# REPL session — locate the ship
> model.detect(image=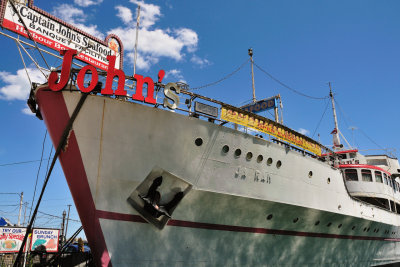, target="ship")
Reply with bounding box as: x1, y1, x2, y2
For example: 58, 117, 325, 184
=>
24, 49, 400, 266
